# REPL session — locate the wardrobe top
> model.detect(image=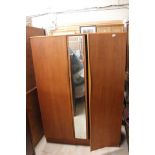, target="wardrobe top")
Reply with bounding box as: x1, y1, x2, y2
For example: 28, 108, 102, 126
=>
30, 32, 126, 39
